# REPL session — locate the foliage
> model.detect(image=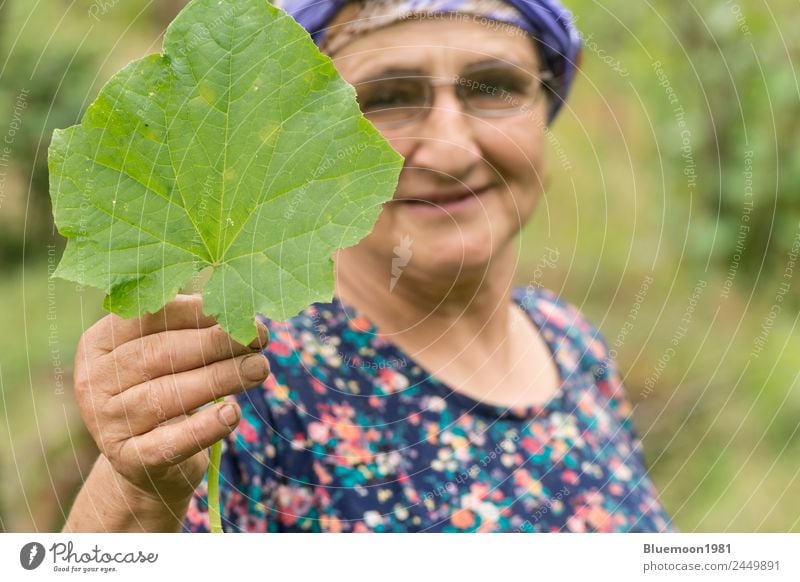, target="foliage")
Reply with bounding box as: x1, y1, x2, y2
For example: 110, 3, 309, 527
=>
47, 0, 404, 344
